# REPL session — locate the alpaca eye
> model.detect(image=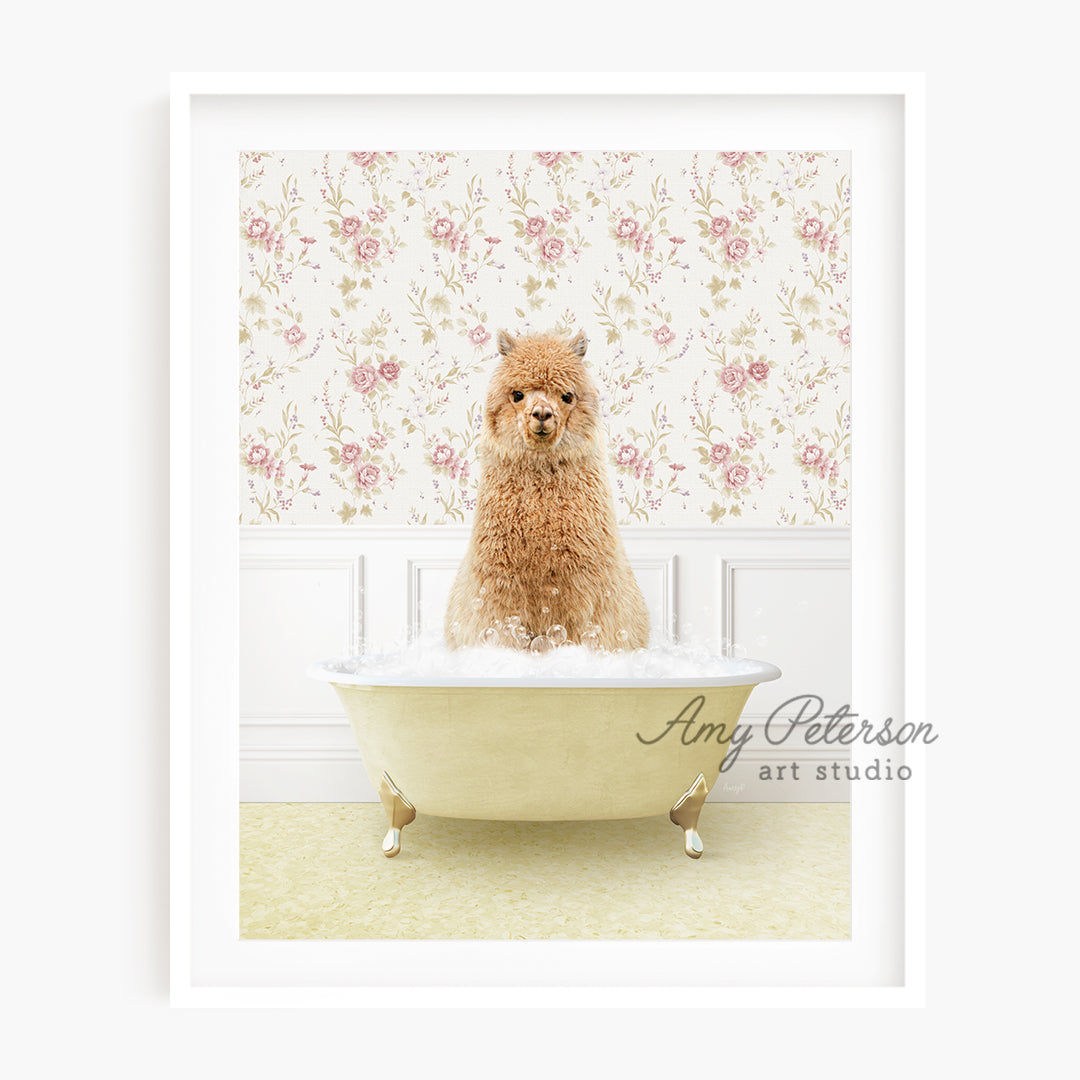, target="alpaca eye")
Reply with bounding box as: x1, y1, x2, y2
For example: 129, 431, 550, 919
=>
561, 393, 574, 404
512, 391, 524, 402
